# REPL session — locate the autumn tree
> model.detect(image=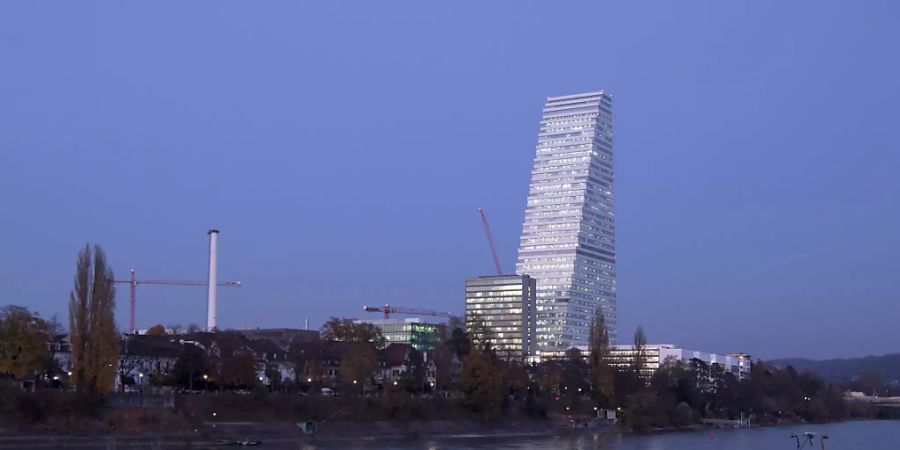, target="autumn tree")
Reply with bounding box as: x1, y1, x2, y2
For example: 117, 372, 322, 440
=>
209, 333, 257, 388
431, 341, 456, 390
0, 306, 49, 379
289, 340, 328, 388
68, 244, 120, 394
588, 307, 615, 406
145, 324, 167, 336
339, 342, 379, 393
321, 317, 385, 349
461, 347, 505, 419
